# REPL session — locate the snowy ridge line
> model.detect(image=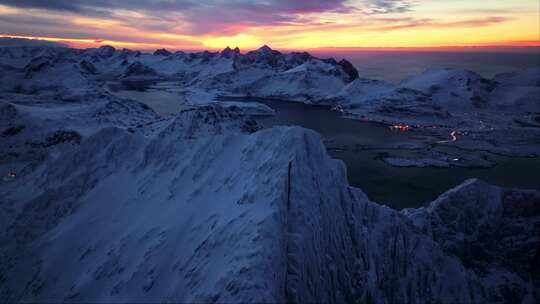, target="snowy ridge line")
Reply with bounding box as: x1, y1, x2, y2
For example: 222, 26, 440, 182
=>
0, 101, 538, 303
